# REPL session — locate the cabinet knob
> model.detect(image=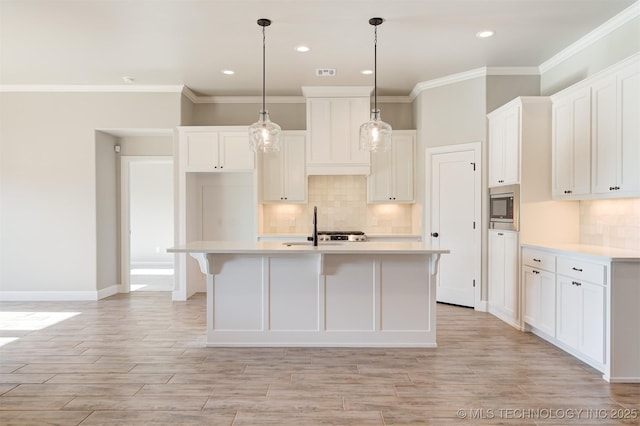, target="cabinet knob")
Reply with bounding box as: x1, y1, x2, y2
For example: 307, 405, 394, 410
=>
572, 281, 582, 286
497, 232, 504, 236
498, 180, 504, 183
564, 190, 573, 194
431, 232, 439, 238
